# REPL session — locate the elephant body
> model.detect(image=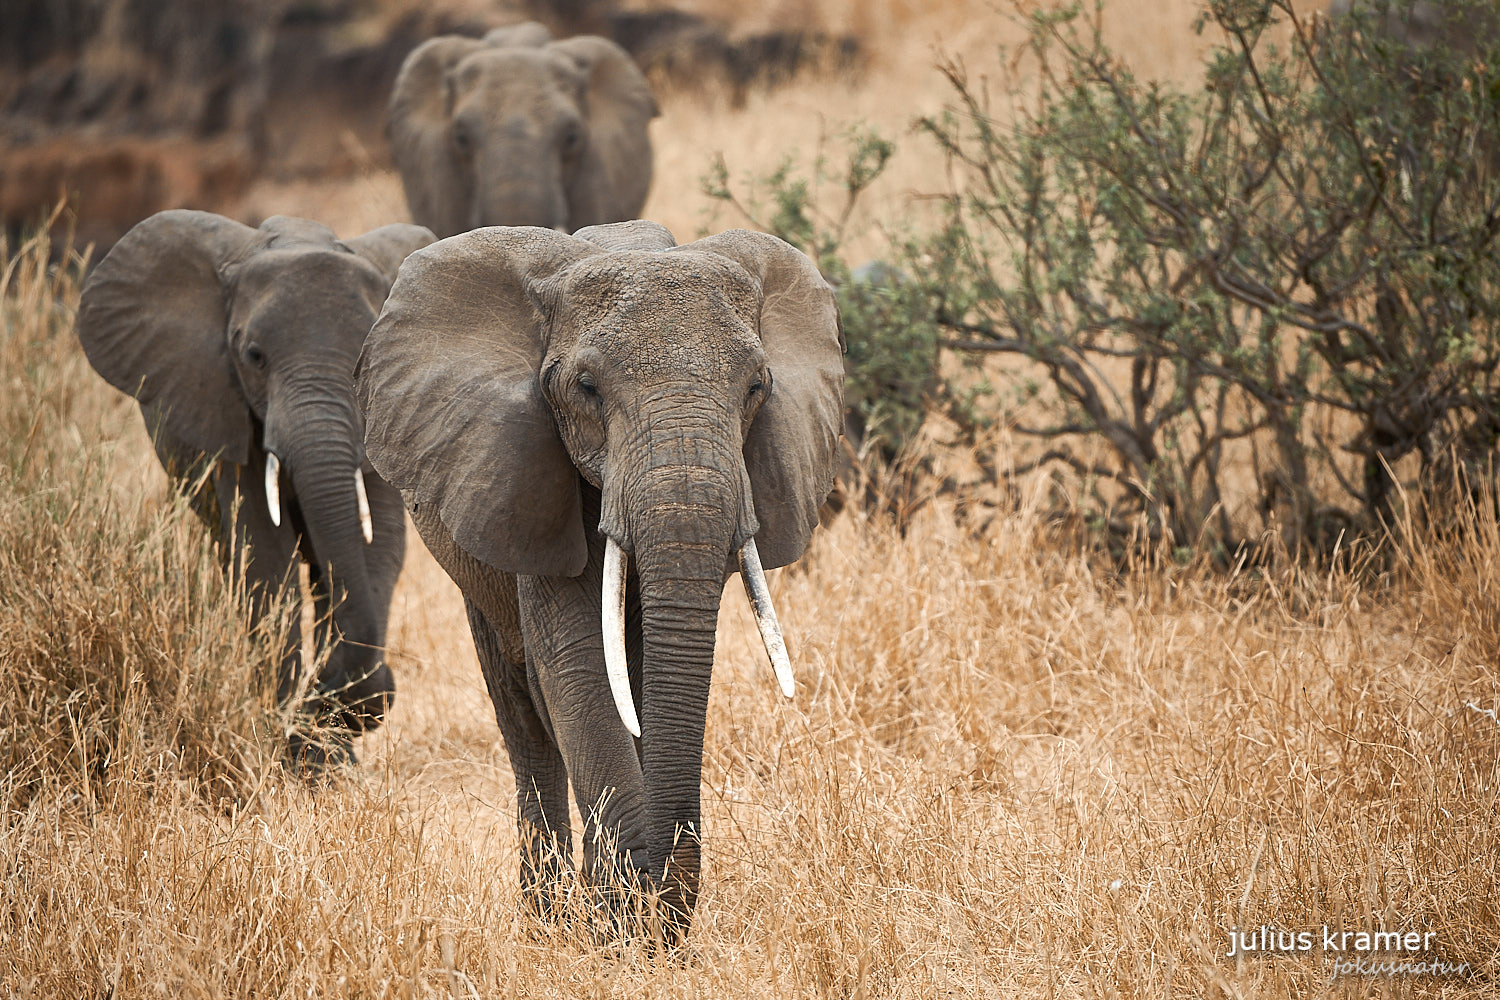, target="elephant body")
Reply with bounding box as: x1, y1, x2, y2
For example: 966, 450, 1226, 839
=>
76, 211, 435, 765
356, 220, 844, 938
388, 22, 658, 238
